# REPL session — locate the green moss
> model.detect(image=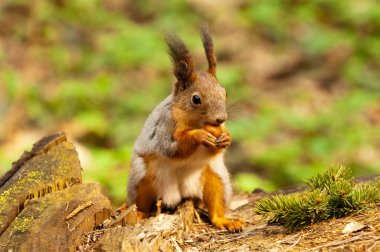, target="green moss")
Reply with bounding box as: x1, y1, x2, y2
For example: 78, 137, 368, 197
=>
12, 216, 34, 233
0, 193, 17, 226
0, 171, 44, 226
25, 171, 44, 181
